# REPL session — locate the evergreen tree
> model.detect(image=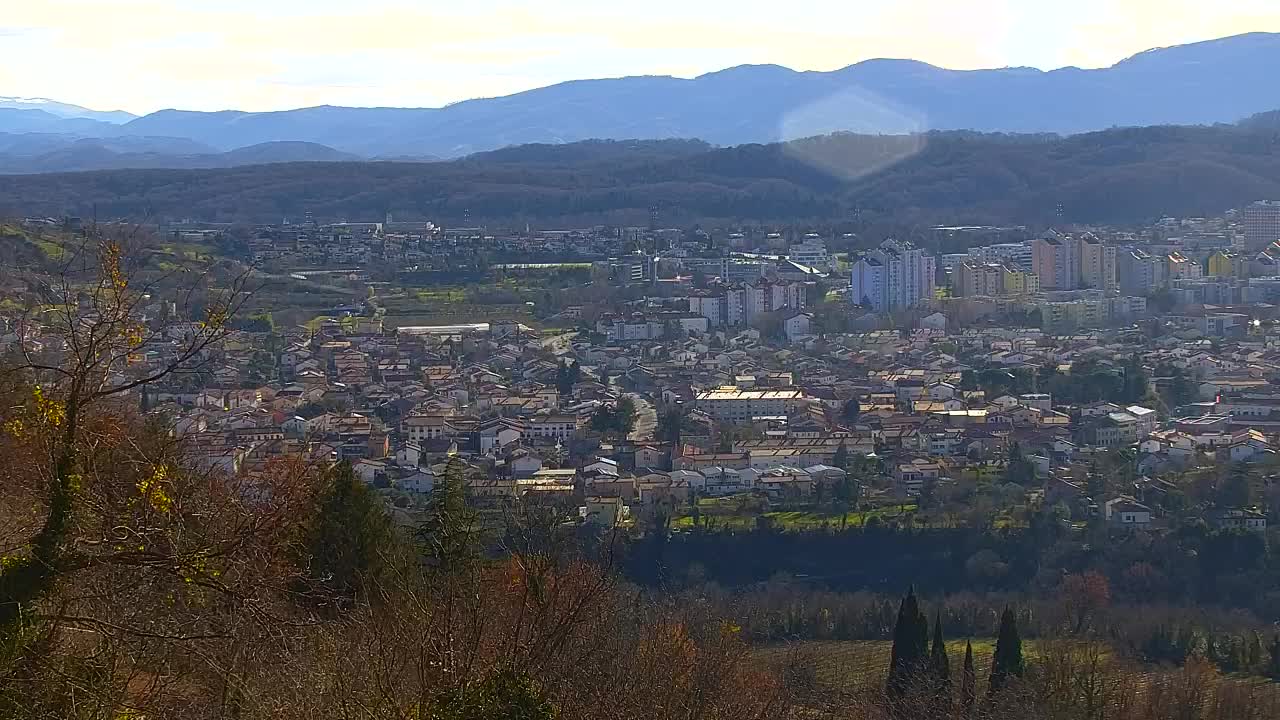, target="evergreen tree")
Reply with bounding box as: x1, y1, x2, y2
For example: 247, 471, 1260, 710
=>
962, 640, 977, 712
989, 608, 1025, 695
1122, 354, 1150, 403
298, 460, 397, 603
616, 396, 638, 435
840, 398, 861, 425
589, 404, 618, 435
832, 441, 850, 470
1165, 367, 1197, 408
1004, 441, 1035, 485
657, 409, 684, 446
1269, 635, 1280, 681
887, 587, 929, 700
930, 612, 951, 696
1219, 462, 1253, 509
1086, 462, 1106, 499
417, 458, 480, 572
554, 360, 580, 397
